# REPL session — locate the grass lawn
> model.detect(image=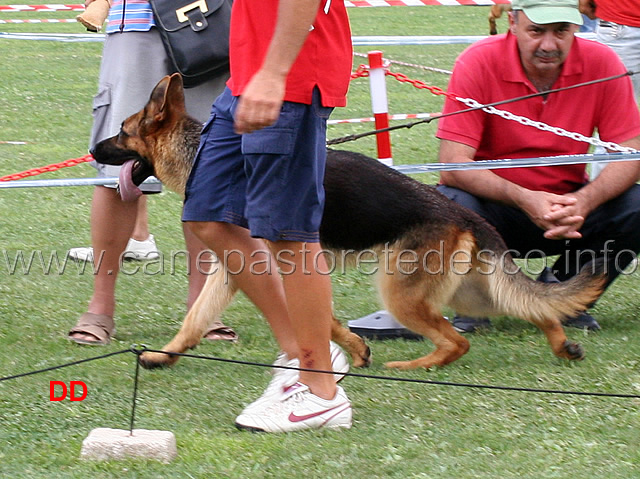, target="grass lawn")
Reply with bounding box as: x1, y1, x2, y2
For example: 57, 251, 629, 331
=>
1, 4, 640, 478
